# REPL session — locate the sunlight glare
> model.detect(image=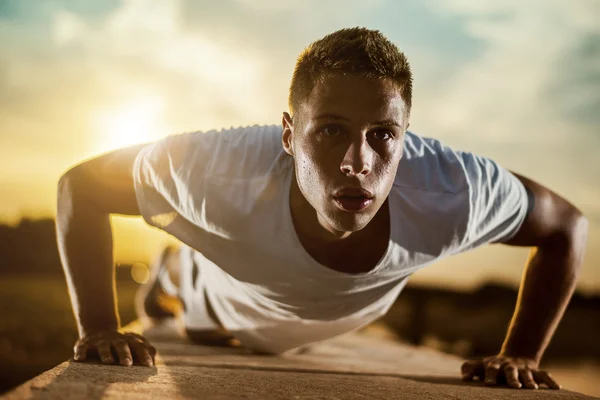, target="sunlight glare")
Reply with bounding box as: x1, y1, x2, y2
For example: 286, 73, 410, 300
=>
94, 96, 165, 152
